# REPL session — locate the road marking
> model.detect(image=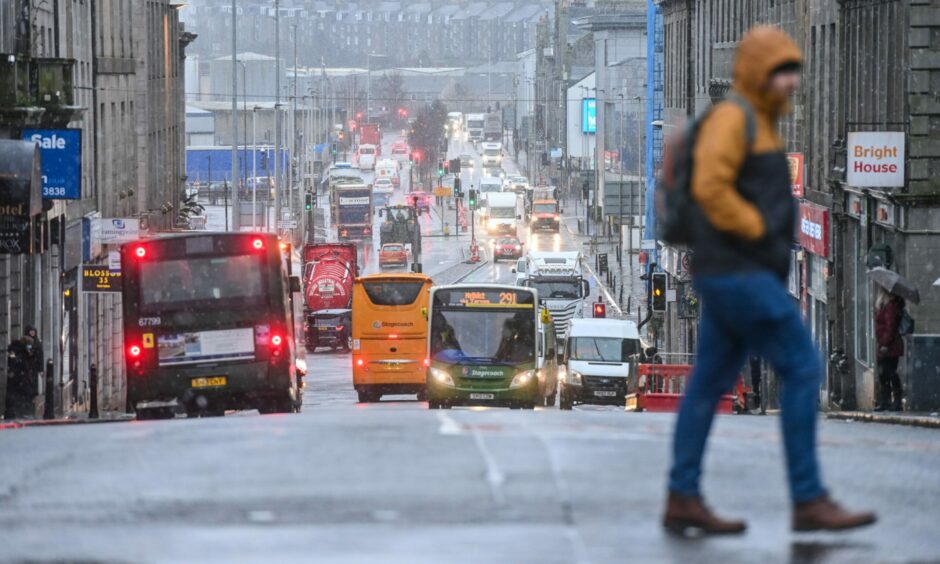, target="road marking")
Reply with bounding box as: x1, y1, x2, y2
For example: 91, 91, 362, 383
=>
247, 510, 276, 523
536, 433, 592, 564
581, 257, 624, 317
436, 411, 506, 506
